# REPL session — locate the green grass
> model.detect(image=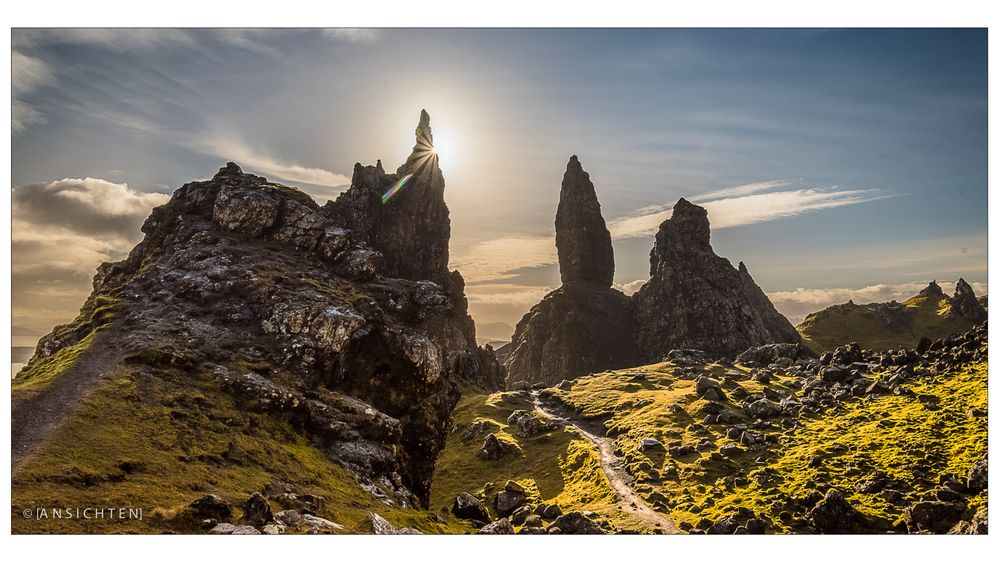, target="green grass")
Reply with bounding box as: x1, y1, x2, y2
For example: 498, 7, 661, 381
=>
12, 363, 473, 534
13, 295, 120, 395
797, 293, 973, 353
